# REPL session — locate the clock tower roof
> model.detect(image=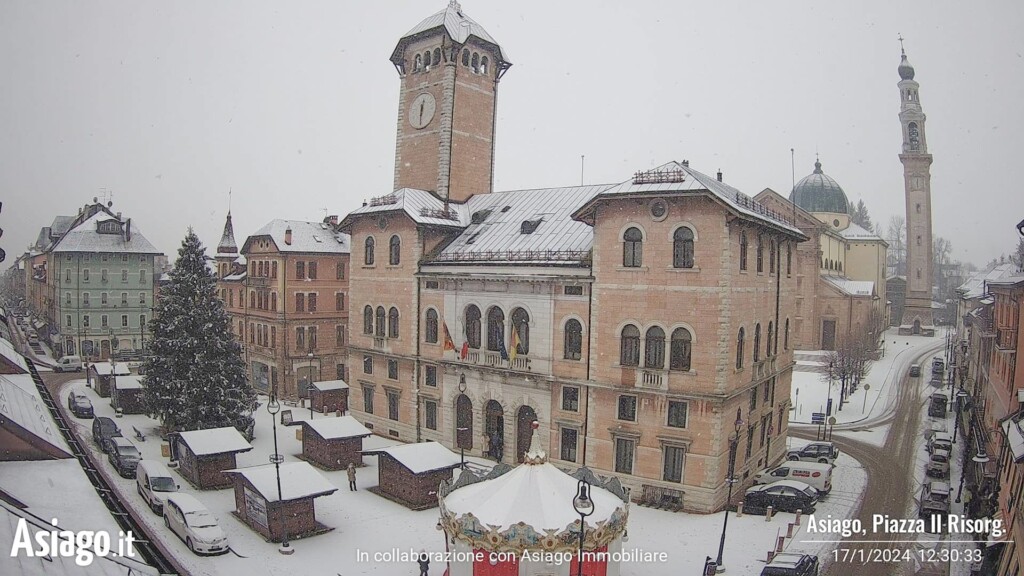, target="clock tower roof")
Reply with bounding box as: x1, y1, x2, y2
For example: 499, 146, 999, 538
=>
391, 1, 509, 66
